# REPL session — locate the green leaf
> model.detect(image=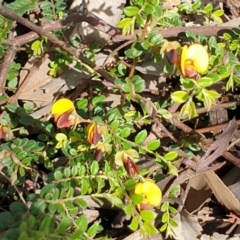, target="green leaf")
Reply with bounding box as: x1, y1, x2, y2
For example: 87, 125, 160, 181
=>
135, 129, 147, 144
124, 204, 134, 216
223, 32, 232, 41
90, 161, 99, 175
150, 0, 159, 6
132, 75, 145, 93
125, 43, 143, 58
75, 215, 88, 235
75, 199, 87, 209
124, 6, 139, 17
136, 13, 145, 26
122, 79, 131, 93
124, 179, 137, 191
54, 170, 63, 180
160, 202, 168, 212
163, 151, 178, 161
180, 99, 197, 119
129, 216, 139, 231
140, 210, 157, 222
92, 95, 105, 107
0, 212, 14, 230
57, 216, 71, 233
180, 78, 195, 90
203, 3, 213, 13
81, 178, 90, 195
197, 77, 213, 87
143, 4, 155, 14
169, 206, 178, 214
147, 139, 160, 151
31, 40, 43, 56
39, 215, 53, 231
64, 167, 71, 178
171, 91, 189, 103
159, 222, 168, 232
212, 9, 224, 17
19, 166, 25, 177
149, 33, 163, 46
131, 193, 144, 205
161, 212, 168, 223
117, 18, 132, 34
191, 0, 201, 10
9, 202, 27, 214
87, 222, 103, 236
143, 221, 159, 235
169, 218, 178, 227
104, 194, 123, 208
120, 127, 131, 138
6, 0, 36, 15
